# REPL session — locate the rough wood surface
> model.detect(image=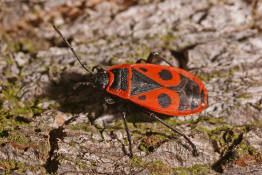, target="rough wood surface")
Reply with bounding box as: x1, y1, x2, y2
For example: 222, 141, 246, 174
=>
0, 0, 262, 174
